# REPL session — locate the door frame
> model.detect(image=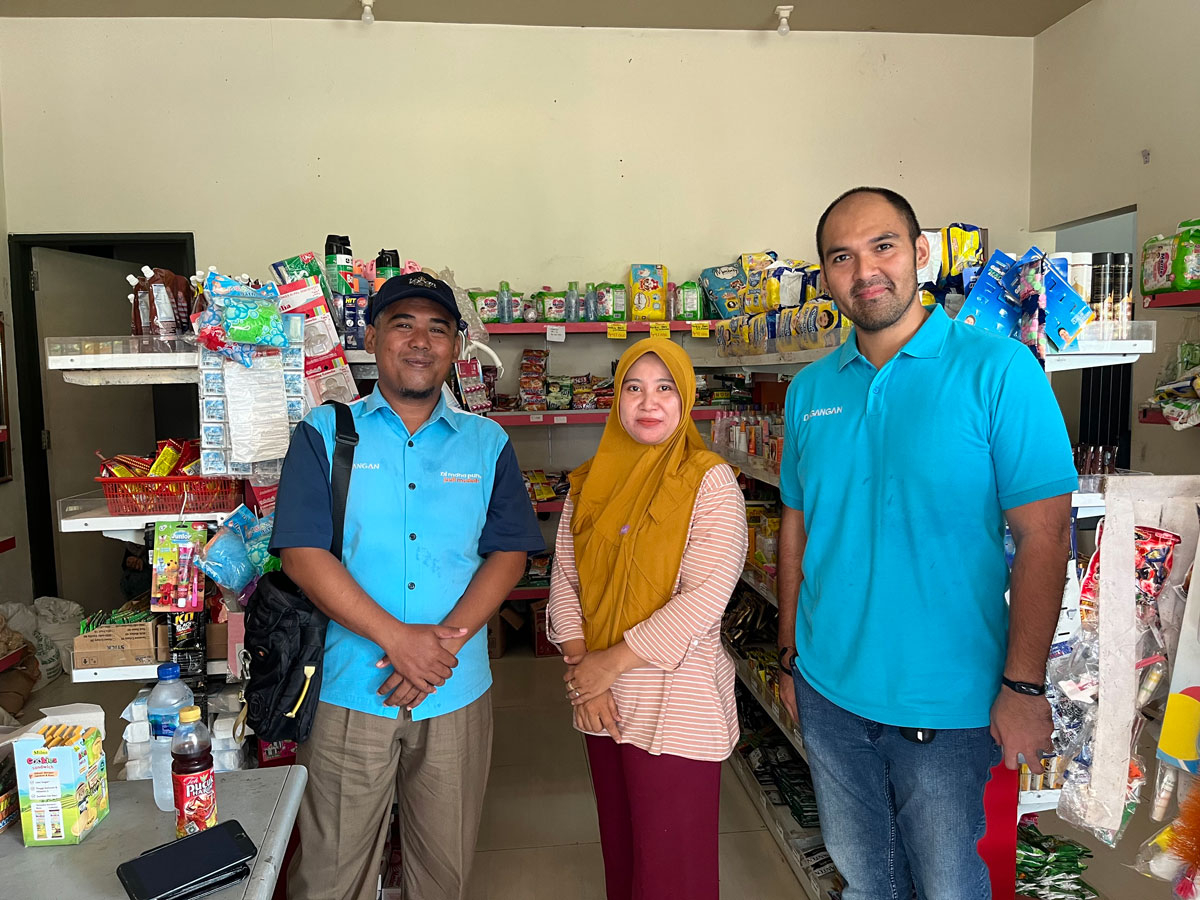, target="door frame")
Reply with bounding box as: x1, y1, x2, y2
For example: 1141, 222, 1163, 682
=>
8, 233, 195, 597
